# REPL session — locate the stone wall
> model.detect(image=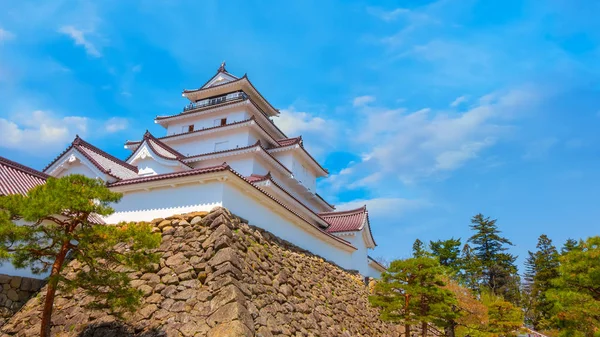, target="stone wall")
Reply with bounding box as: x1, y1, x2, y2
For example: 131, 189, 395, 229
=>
0, 274, 44, 326
2, 208, 402, 336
